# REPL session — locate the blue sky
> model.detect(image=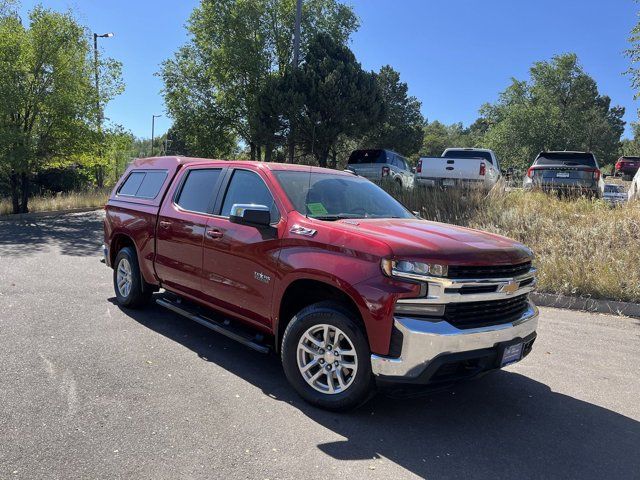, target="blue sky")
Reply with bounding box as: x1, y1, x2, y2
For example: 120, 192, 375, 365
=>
18, 0, 640, 139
